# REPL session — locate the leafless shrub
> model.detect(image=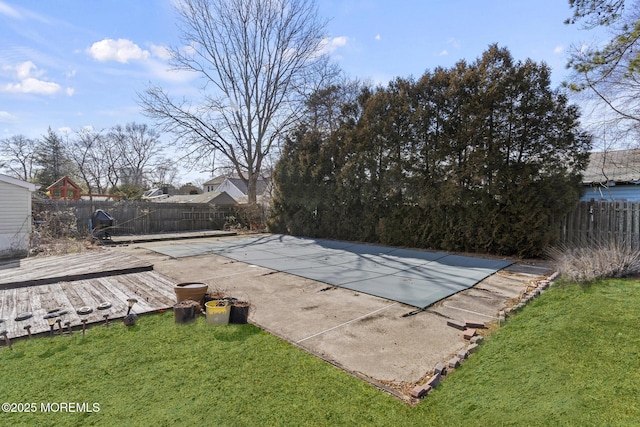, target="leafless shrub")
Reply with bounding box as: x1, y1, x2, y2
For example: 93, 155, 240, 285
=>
223, 205, 267, 232
547, 239, 640, 283
30, 205, 94, 256
33, 207, 80, 240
